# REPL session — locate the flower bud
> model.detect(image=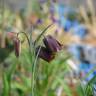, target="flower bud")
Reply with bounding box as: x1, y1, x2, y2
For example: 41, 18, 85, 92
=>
13, 37, 21, 57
